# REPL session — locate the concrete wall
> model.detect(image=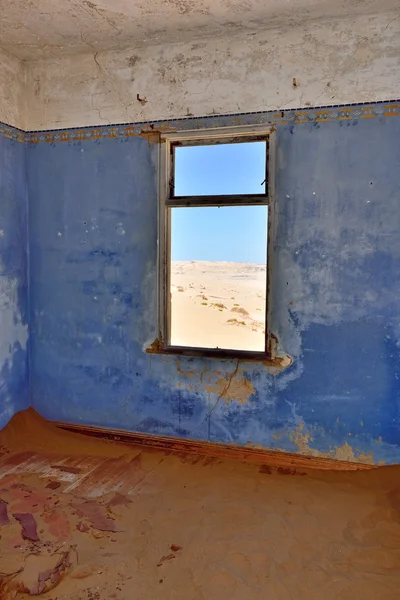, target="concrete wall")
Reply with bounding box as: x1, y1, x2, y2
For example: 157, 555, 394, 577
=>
27, 105, 400, 465
25, 12, 400, 131
0, 132, 29, 429
0, 47, 25, 130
